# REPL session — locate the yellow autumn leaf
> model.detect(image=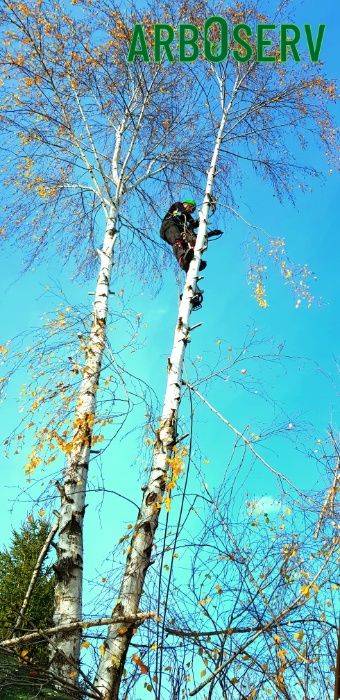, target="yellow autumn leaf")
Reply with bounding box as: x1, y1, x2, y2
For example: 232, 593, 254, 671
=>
81, 641, 90, 649
300, 585, 310, 597
277, 649, 287, 660
17, 5, 31, 17
117, 627, 128, 635
38, 509, 45, 517
99, 644, 105, 656
301, 583, 319, 598
198, 597, 212, 606
20, 649, 29, 658
293, 630, 304, 642
164, 496, 171, 512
